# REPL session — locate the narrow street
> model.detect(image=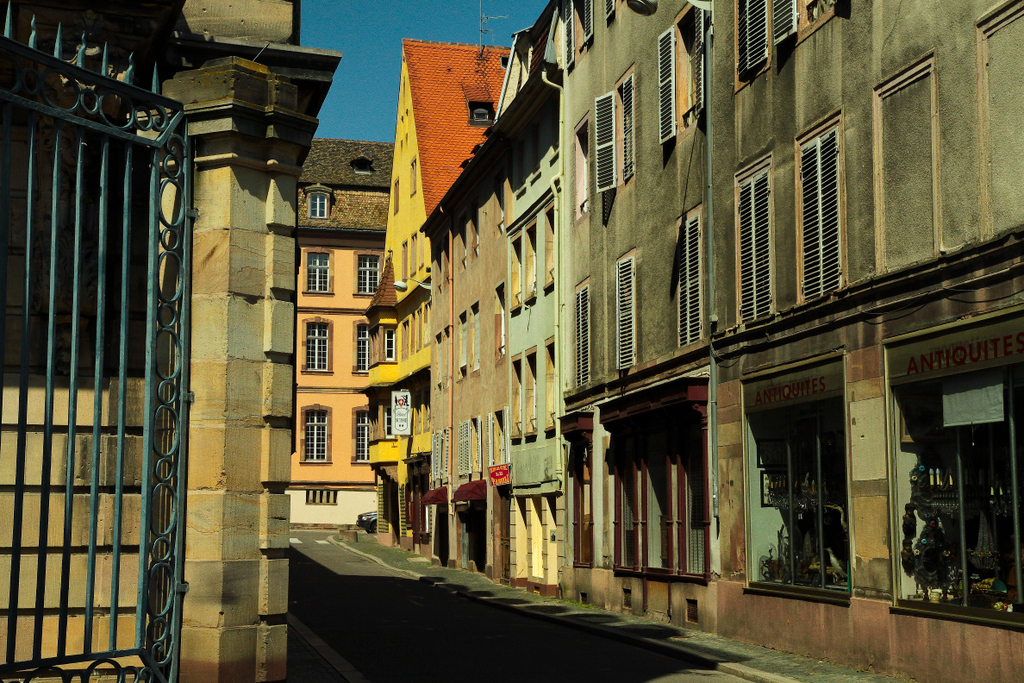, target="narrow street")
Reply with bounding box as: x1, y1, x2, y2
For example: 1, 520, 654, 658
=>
286, 530, 744, 683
